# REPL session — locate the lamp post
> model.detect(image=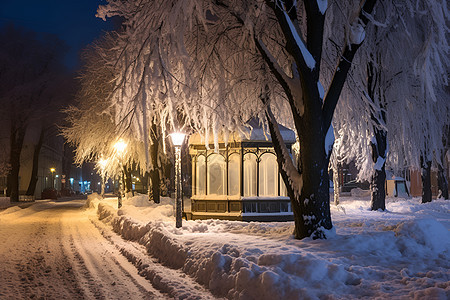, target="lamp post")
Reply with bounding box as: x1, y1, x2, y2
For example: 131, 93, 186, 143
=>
50, 168, 56, 189
114, 140, 127, 208
170, 132, 186, 228
98, 158, 107, 199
